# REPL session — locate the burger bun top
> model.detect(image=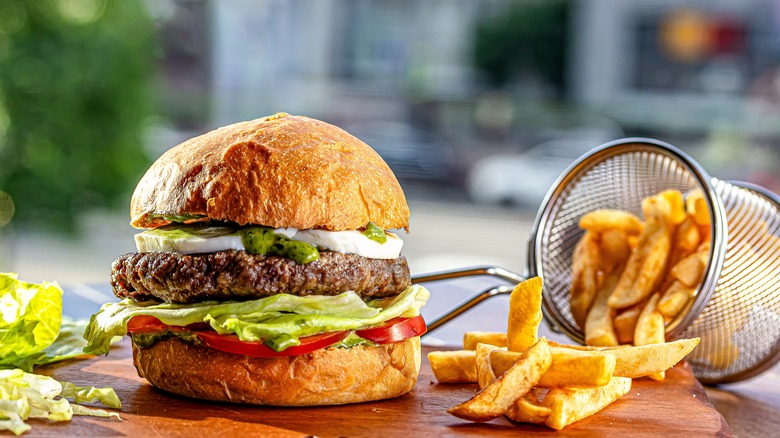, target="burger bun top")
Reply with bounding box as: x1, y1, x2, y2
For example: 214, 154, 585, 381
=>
130, 113, 409, 231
